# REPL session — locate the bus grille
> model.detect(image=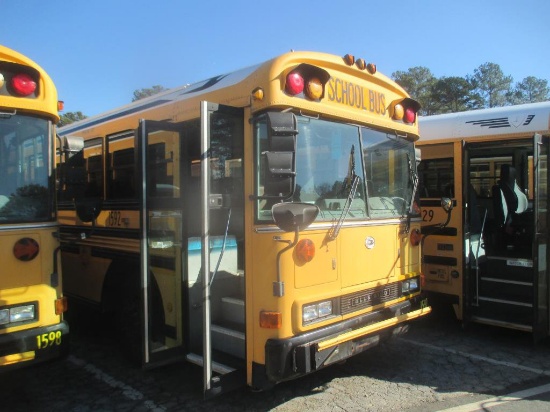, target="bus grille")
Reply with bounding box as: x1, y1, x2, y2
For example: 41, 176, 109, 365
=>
341, 283, 399, 315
